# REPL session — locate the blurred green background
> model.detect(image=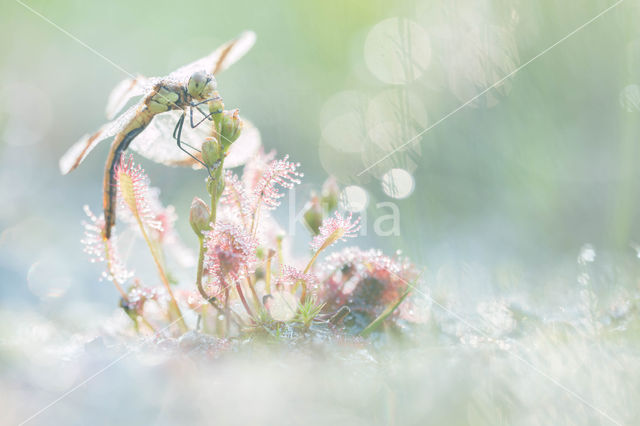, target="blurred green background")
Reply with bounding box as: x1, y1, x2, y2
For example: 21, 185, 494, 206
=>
1, 0, 640, 309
